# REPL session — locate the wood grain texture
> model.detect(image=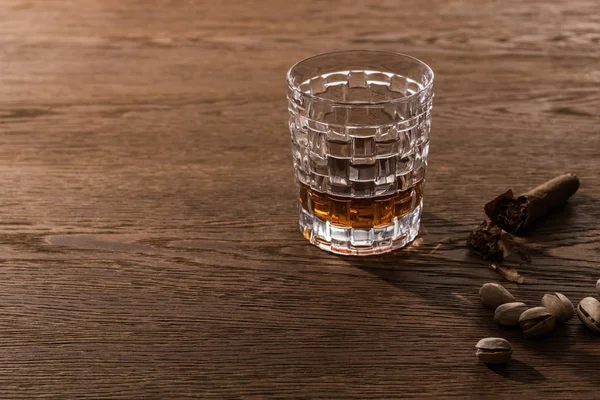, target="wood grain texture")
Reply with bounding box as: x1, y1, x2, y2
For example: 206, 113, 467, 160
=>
0, 0, 599, 398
